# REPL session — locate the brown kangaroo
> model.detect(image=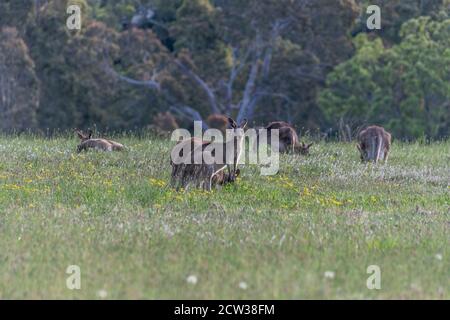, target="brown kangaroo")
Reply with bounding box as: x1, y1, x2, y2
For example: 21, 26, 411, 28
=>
266, 121, 293, 130
170, 118, 247, 191
260, 122, 313, 155
294, 142, 314, 156
214, 168, 240, 186
76, 129, 125, 153
277, 126, 299, 153
201, 117, 247, 187
357, 126, 391, 163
